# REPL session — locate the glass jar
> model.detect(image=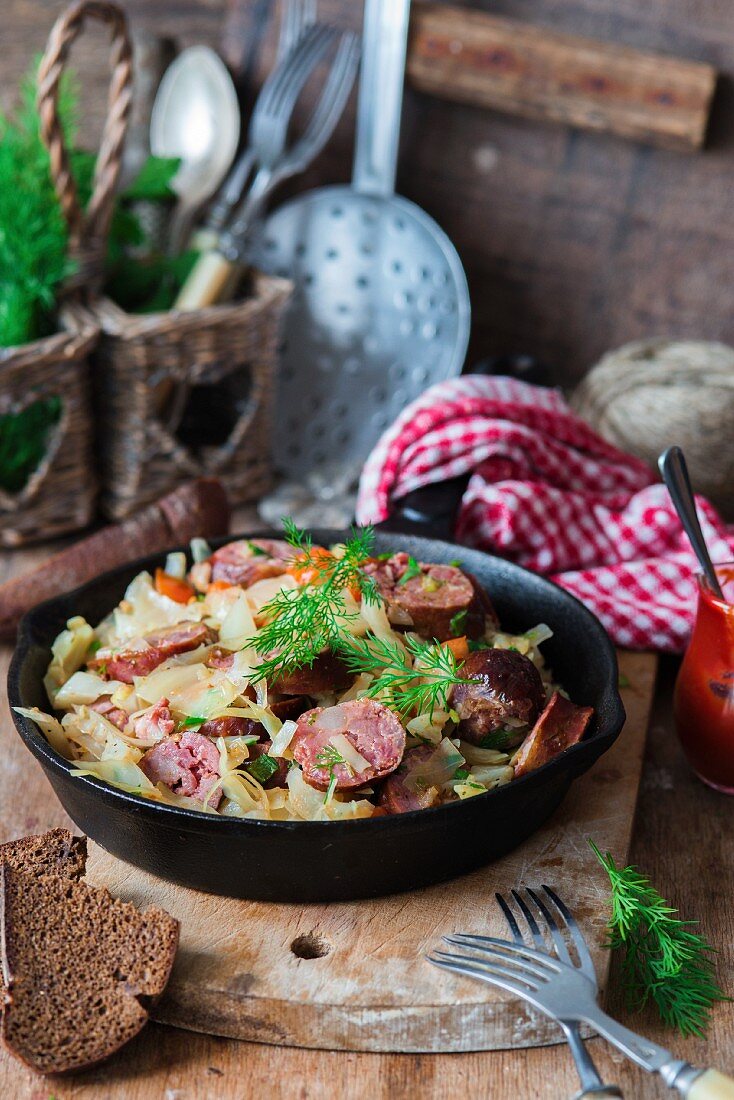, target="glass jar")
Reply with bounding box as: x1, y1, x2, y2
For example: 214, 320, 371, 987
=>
674, 563, 734, 792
